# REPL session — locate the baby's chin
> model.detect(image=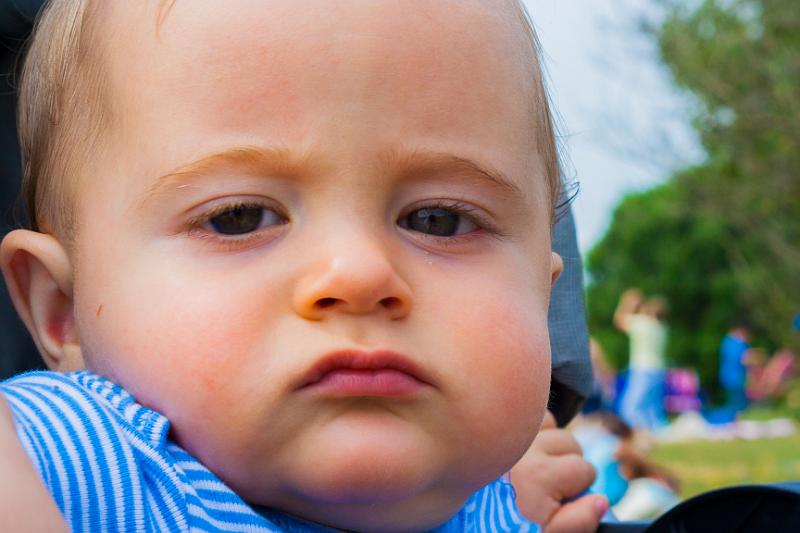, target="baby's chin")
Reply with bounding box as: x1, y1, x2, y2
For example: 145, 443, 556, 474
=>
242, 418, 485, 531
281, 418, 450, 501
270, 464, 469, 533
